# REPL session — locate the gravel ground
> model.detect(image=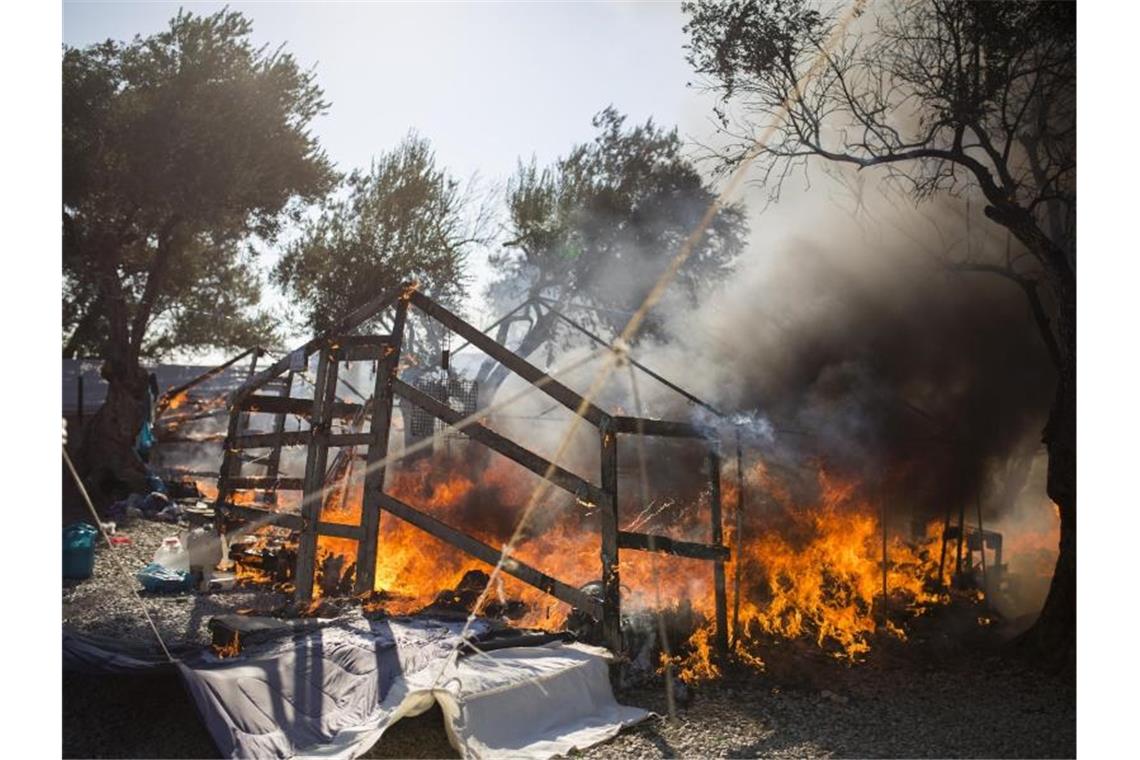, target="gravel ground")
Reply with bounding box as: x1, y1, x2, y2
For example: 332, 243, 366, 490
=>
63, 656, 1074, 758
62, 519, 1074, 758
64, 517, 289, 648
